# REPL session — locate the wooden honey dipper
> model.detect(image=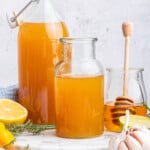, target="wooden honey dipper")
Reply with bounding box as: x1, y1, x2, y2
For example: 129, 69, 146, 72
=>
112, 22, 136, 125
